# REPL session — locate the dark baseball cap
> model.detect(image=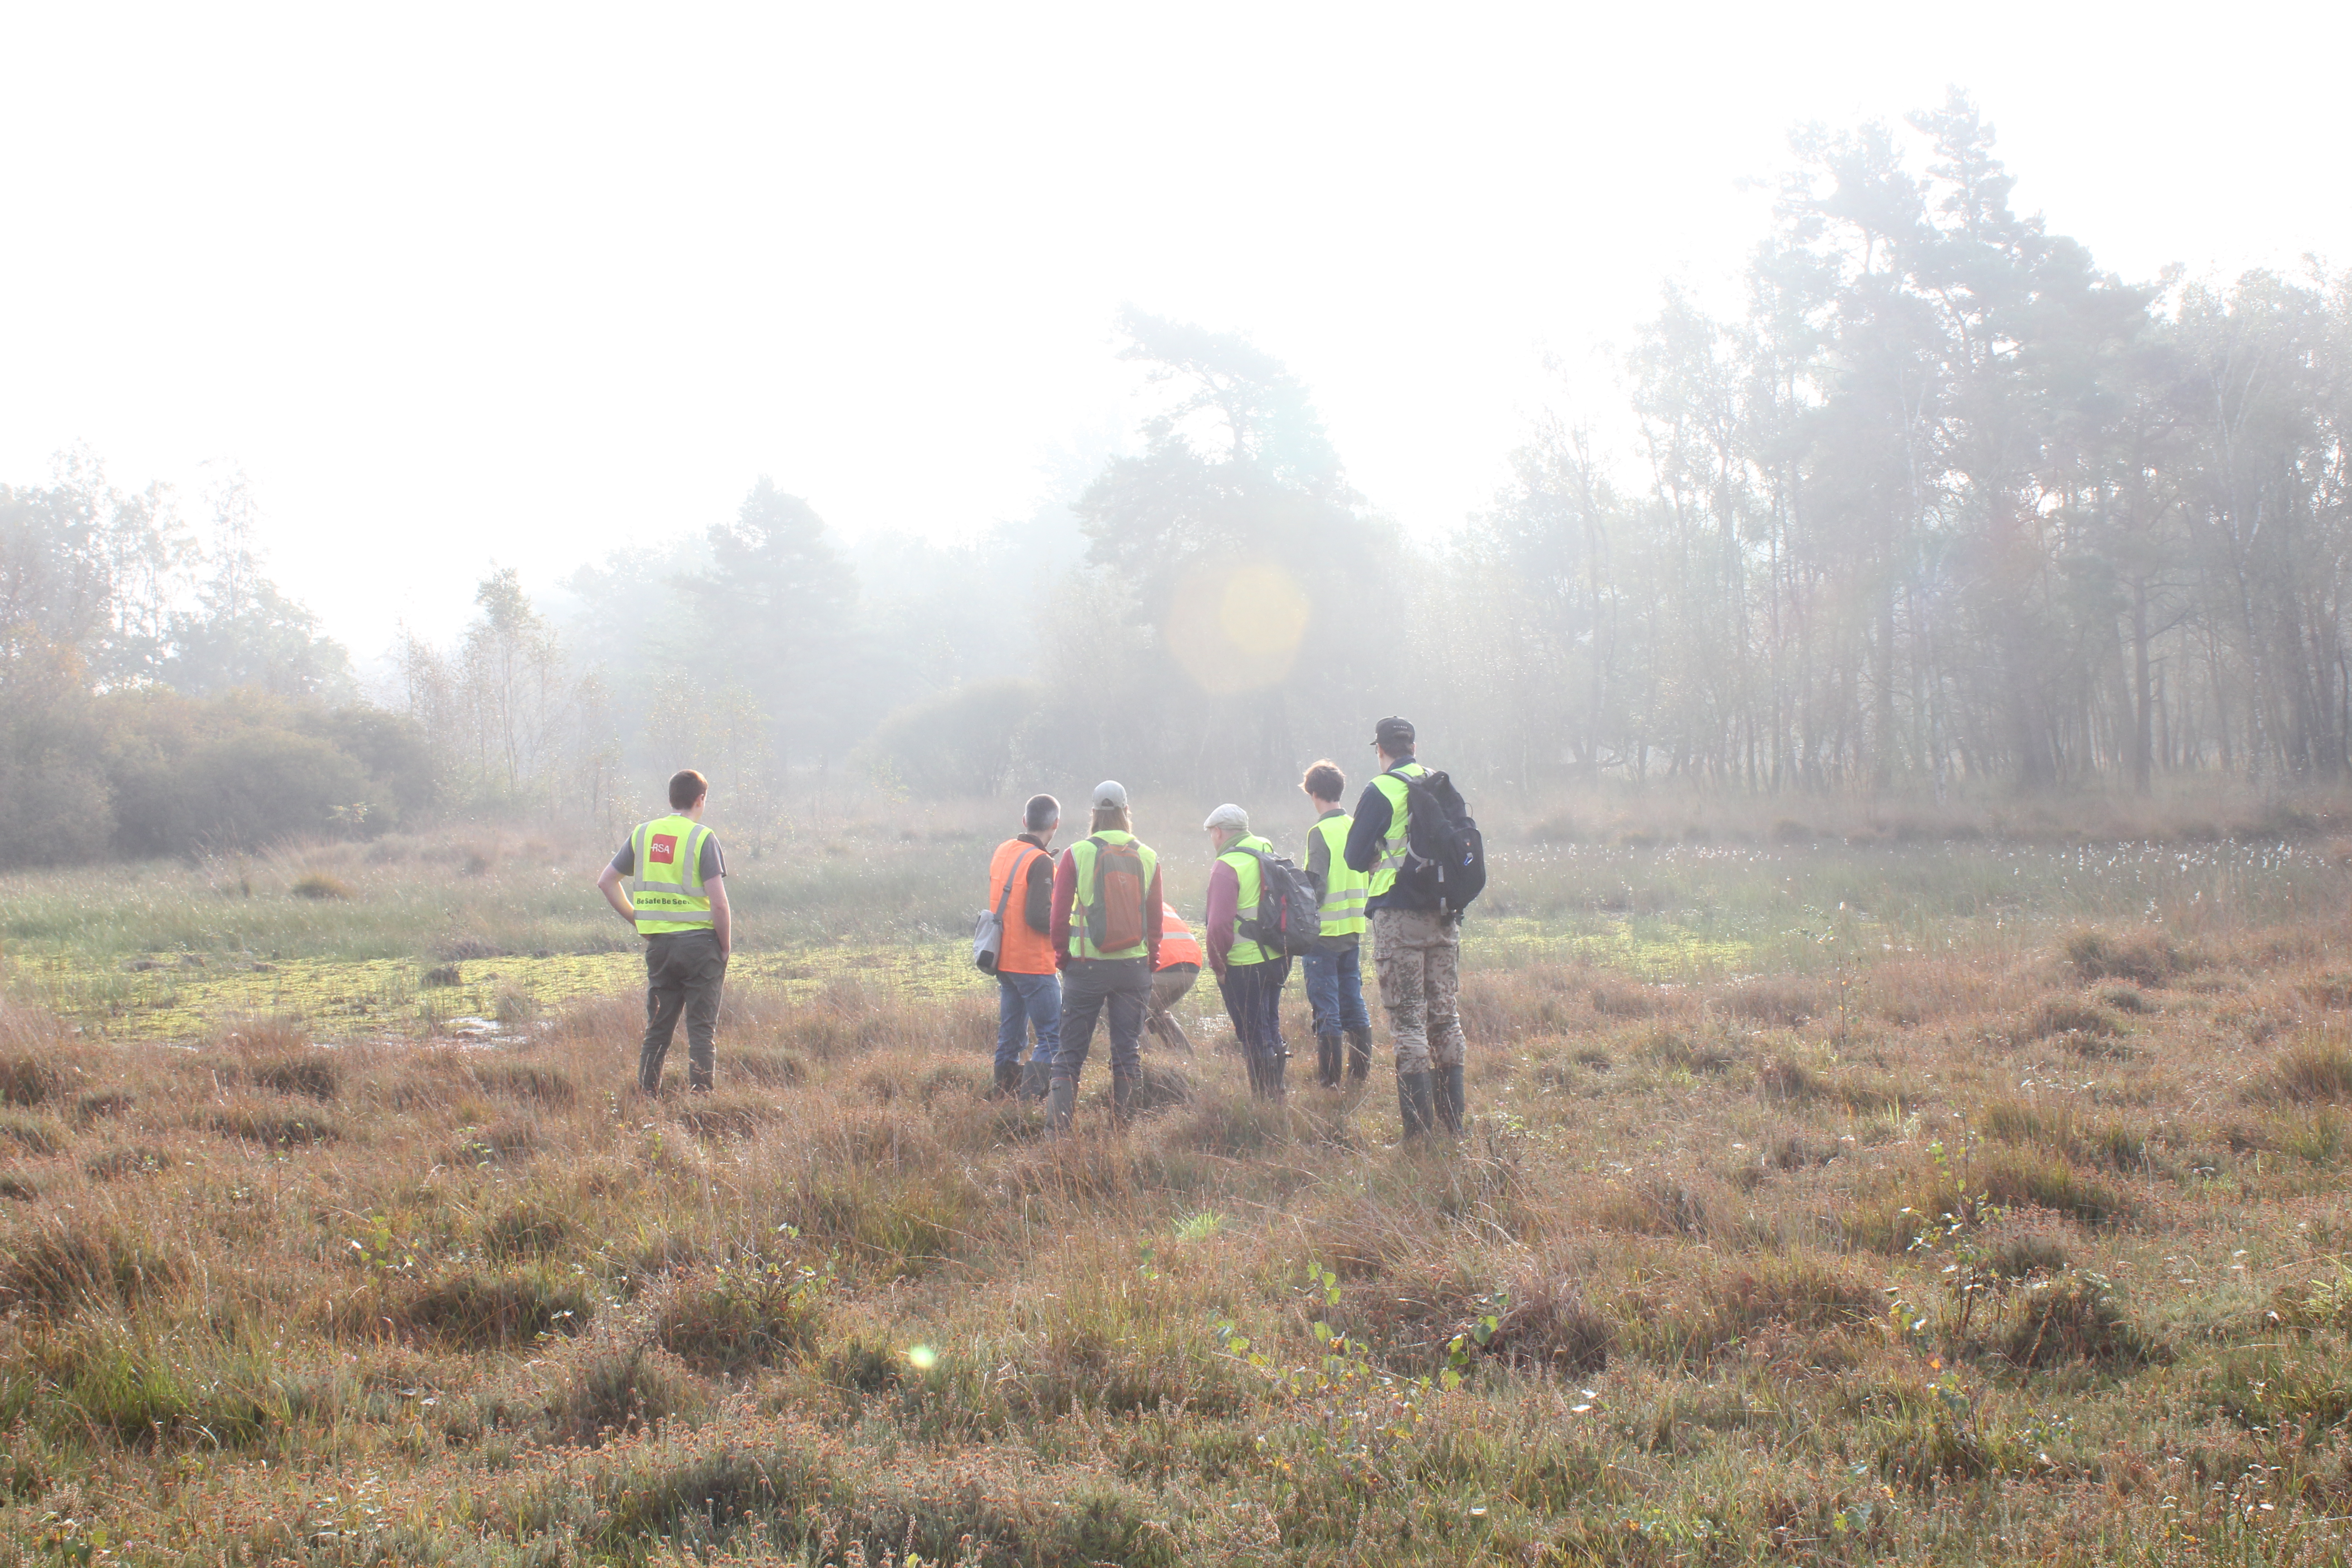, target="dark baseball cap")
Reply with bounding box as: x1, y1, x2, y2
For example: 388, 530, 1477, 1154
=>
1372, 716, 1416, 749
